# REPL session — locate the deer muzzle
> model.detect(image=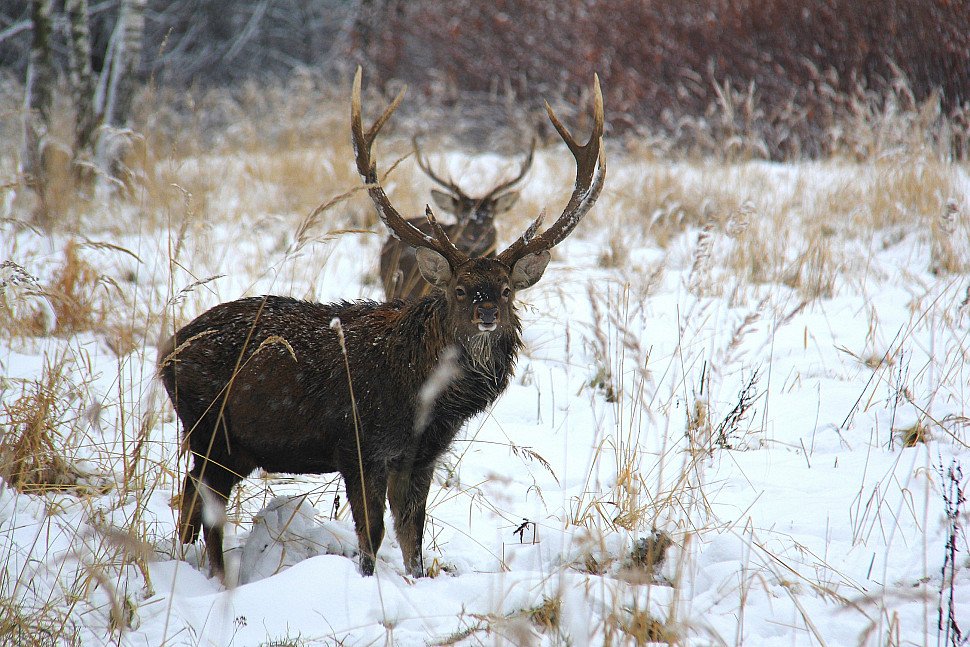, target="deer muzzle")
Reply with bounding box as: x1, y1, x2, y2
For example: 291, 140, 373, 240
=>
475, 303, 498, 331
